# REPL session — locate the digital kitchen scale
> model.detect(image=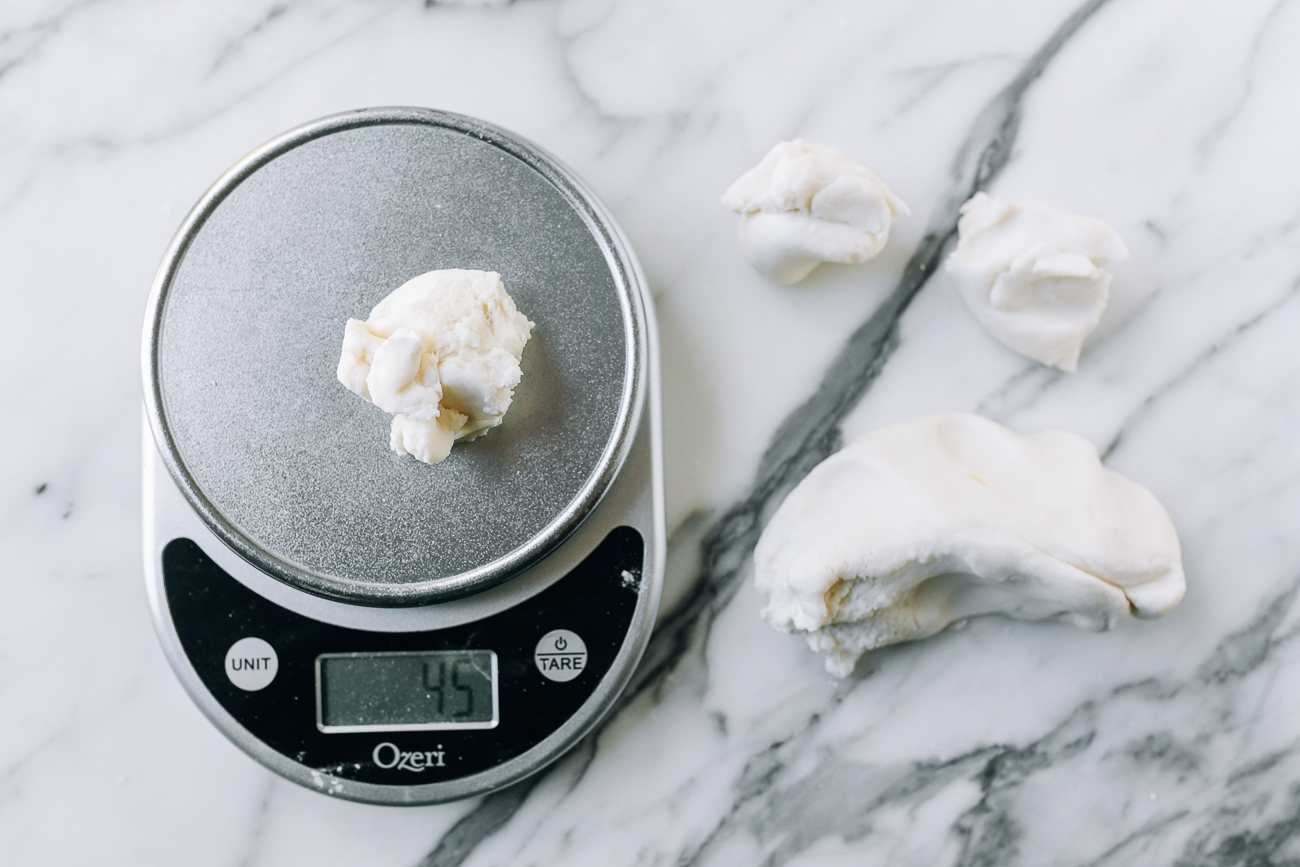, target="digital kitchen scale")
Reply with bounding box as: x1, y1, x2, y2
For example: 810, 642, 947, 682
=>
141, 108, 663, 805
